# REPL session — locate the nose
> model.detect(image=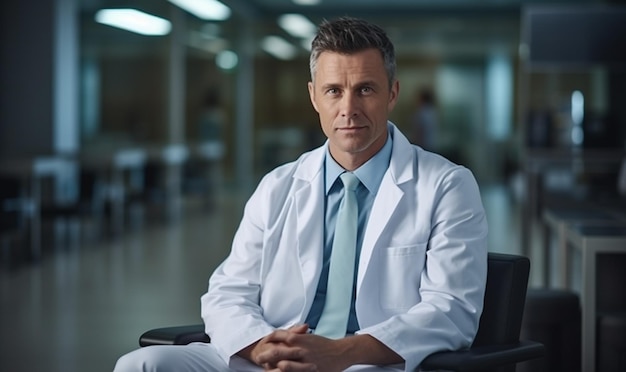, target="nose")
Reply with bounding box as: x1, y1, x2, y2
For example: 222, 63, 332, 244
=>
340, 92, 359, 118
